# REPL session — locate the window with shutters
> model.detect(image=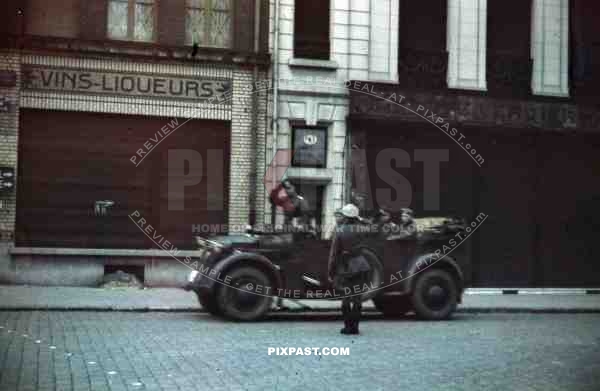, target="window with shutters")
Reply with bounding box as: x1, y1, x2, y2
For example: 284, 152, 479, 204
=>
531, 0, 569, 97
185, 0, 233, 48
107, 0, 156, 42
447, 0, 488, 91
369, 0, 399, 81
294, 0, 330, 60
